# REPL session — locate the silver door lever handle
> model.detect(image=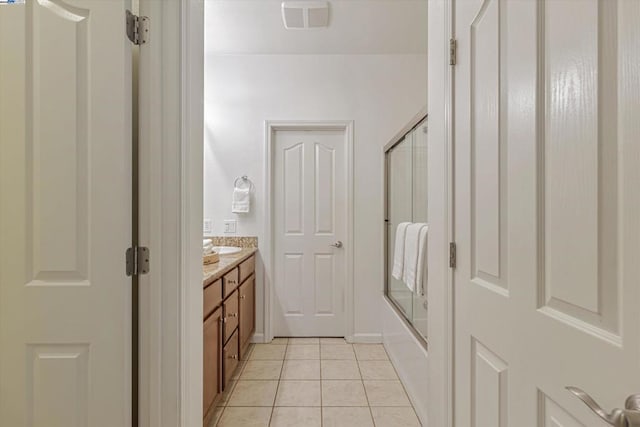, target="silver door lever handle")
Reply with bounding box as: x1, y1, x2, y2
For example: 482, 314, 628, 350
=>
566, 386, 640, 427
330, 241, 343, 248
